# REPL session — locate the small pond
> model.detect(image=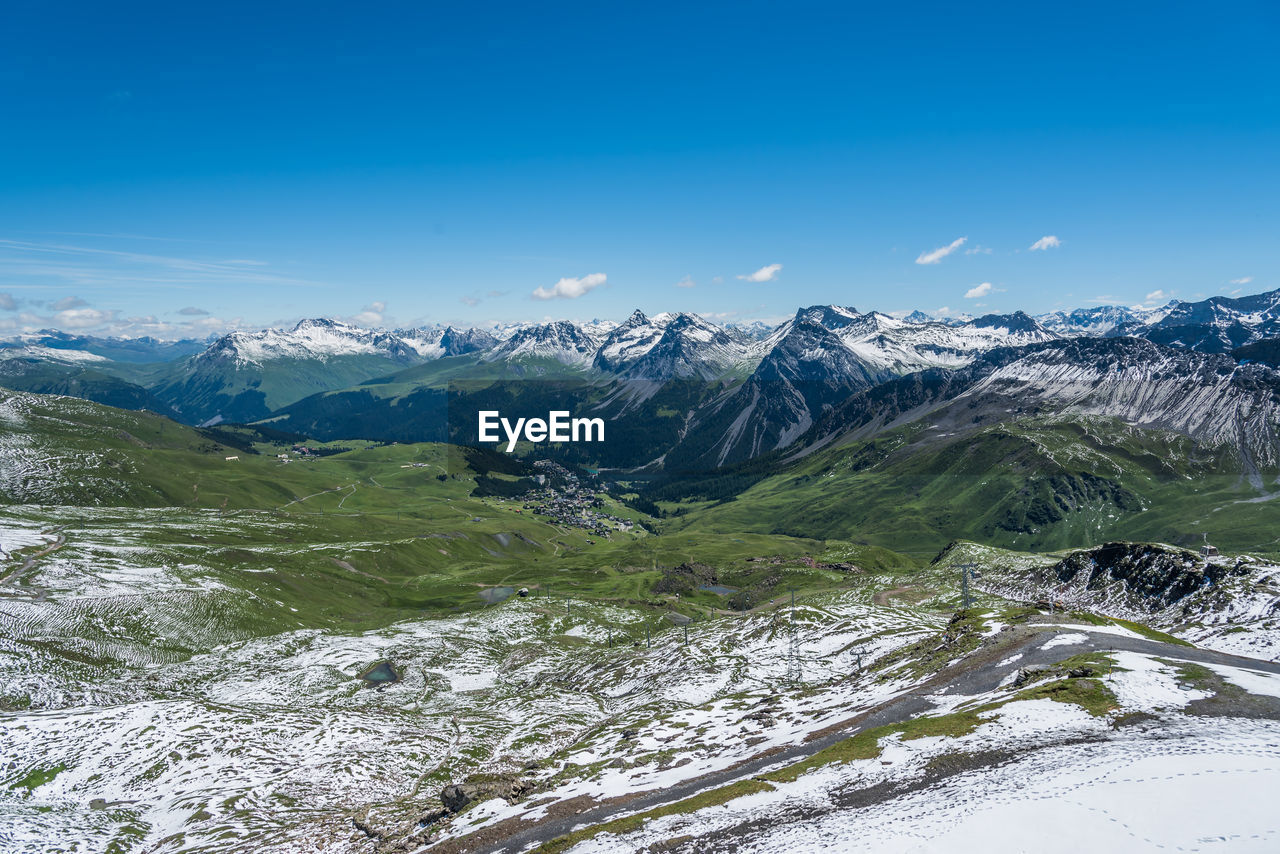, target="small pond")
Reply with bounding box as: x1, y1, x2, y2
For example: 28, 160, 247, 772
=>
698, 584, 738, 596
358, 660, 400, 684
479, 586, 515, 604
